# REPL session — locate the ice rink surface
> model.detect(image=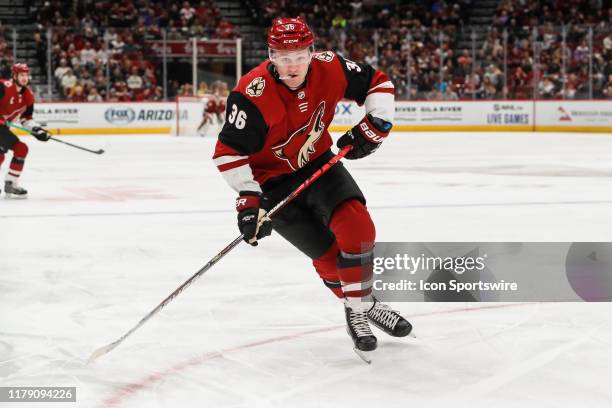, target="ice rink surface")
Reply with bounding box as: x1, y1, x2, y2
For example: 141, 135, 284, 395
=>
2, 132, 612, 407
